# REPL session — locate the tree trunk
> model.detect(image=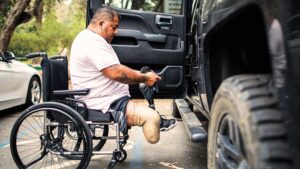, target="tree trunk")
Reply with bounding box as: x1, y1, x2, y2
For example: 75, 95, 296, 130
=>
125, 0, 130, 9
0, 0, 32, 51
33, 0, 44, 24
131, 0, 145, 10
153, 0, 164, 12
